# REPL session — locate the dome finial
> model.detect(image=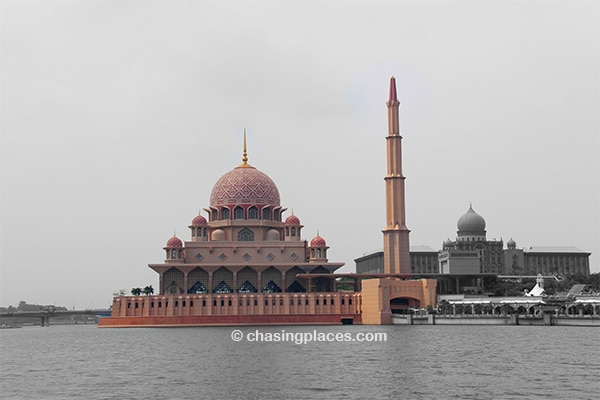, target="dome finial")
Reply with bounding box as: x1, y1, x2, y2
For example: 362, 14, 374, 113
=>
242, 128, 248, 165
